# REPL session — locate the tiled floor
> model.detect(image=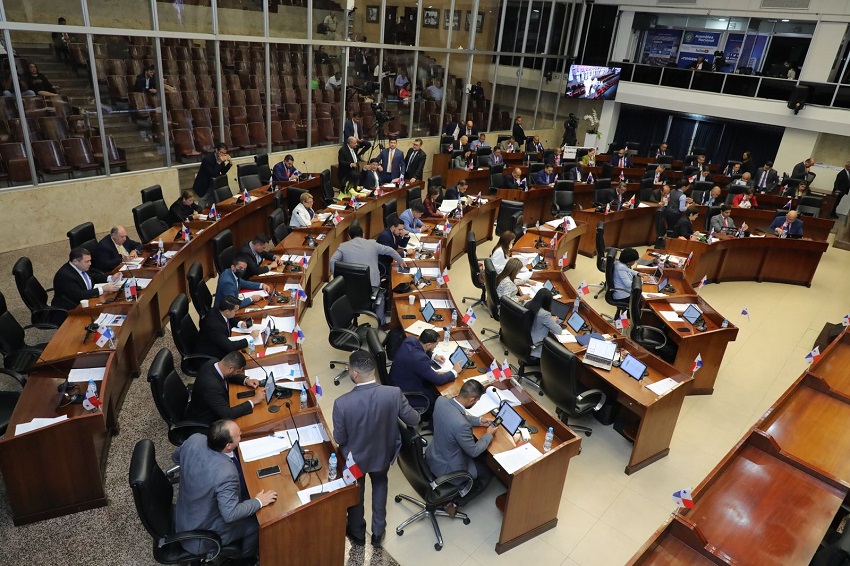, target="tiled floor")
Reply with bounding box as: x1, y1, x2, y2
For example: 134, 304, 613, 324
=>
305, 231, 850, 566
